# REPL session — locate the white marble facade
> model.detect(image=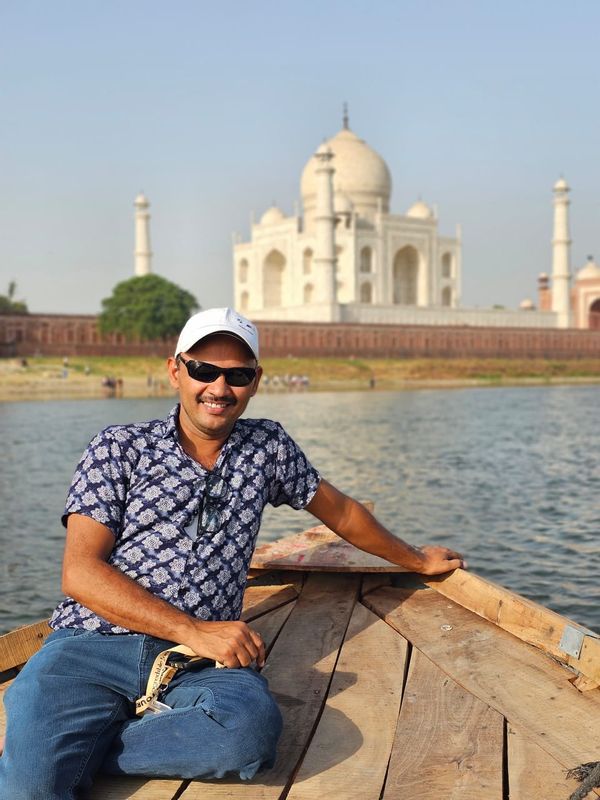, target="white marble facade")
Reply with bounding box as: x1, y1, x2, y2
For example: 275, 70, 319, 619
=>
233, 120, 464, 324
